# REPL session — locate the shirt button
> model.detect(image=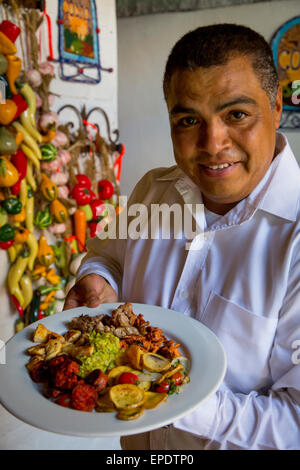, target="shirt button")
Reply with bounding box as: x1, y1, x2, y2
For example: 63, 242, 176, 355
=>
179, 289, 189, 299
